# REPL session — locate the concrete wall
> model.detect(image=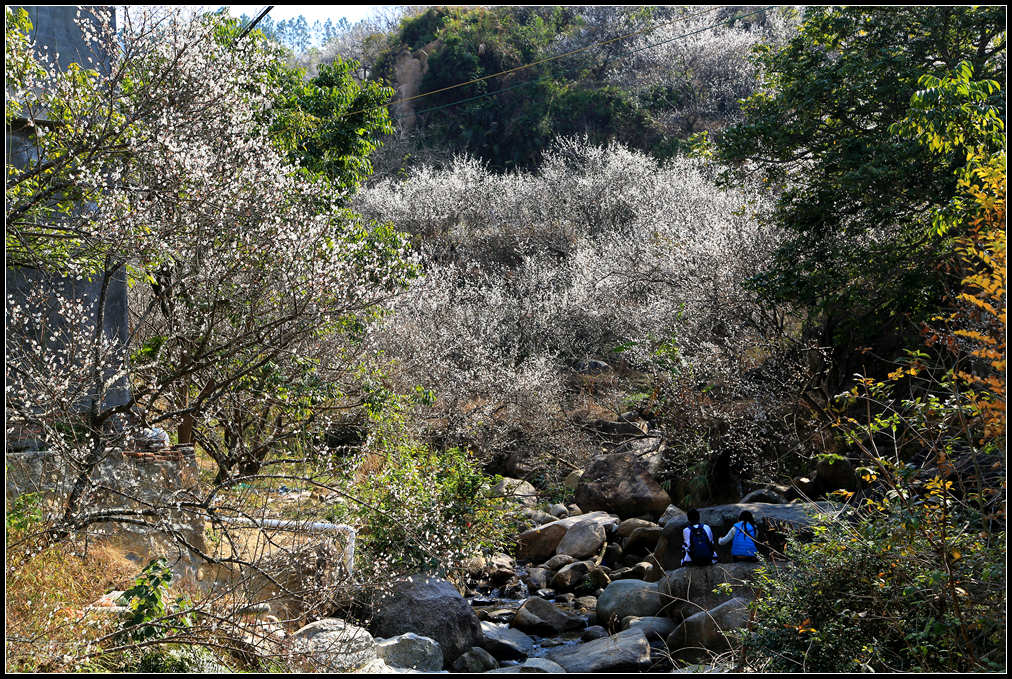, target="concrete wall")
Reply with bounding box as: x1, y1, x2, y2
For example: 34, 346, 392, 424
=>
6, 5, 130, 413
